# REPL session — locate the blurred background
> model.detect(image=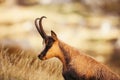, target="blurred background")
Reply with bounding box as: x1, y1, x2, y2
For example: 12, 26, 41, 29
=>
0, 0, 120, 76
